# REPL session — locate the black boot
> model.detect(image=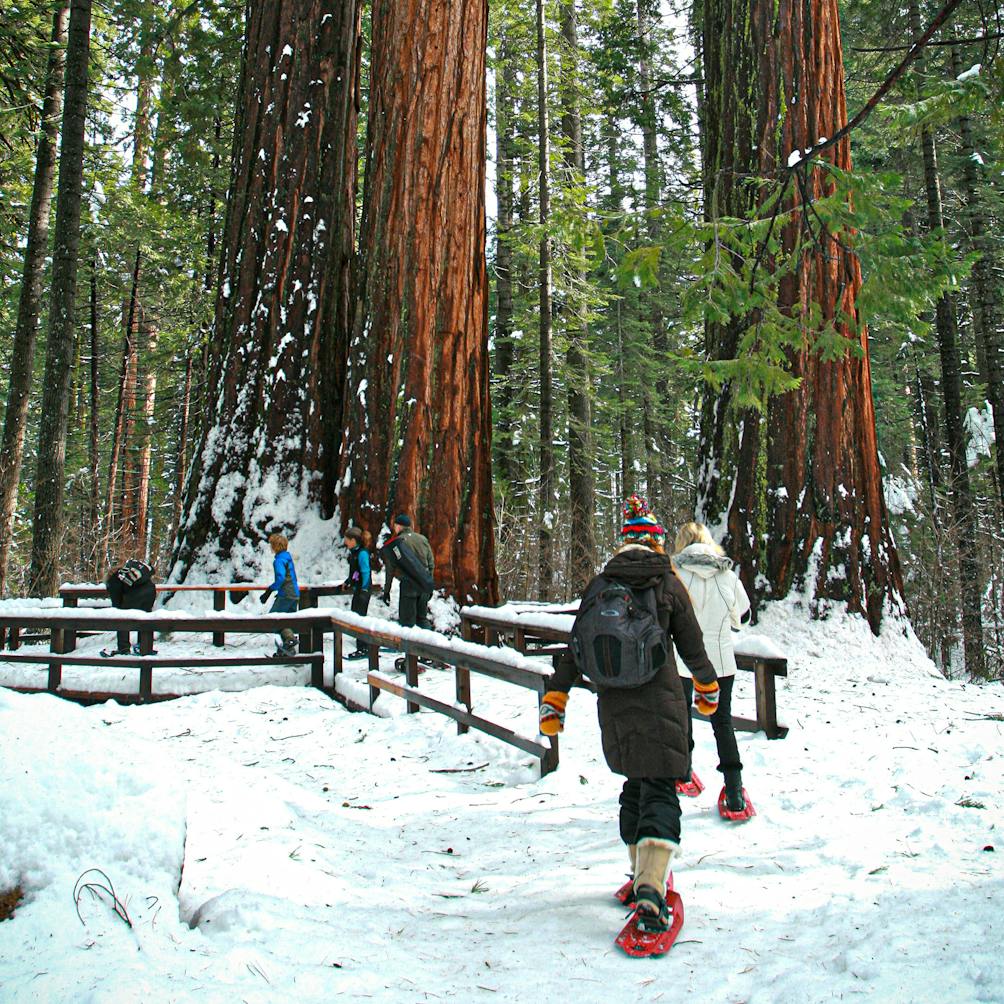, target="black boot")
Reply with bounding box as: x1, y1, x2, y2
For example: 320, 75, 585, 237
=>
724, 768, 745, 813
